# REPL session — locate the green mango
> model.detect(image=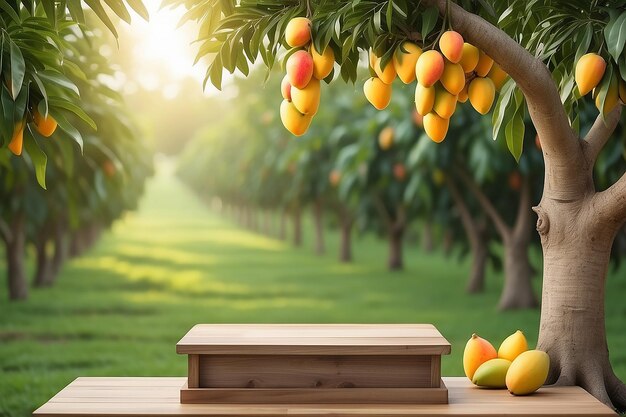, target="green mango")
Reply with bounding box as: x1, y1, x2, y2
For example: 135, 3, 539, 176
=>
472, 358, 511, 388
